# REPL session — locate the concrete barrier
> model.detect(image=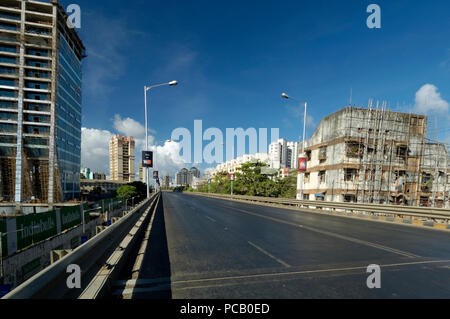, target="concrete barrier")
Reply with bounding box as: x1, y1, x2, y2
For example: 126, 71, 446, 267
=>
2, 194, 156, 299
